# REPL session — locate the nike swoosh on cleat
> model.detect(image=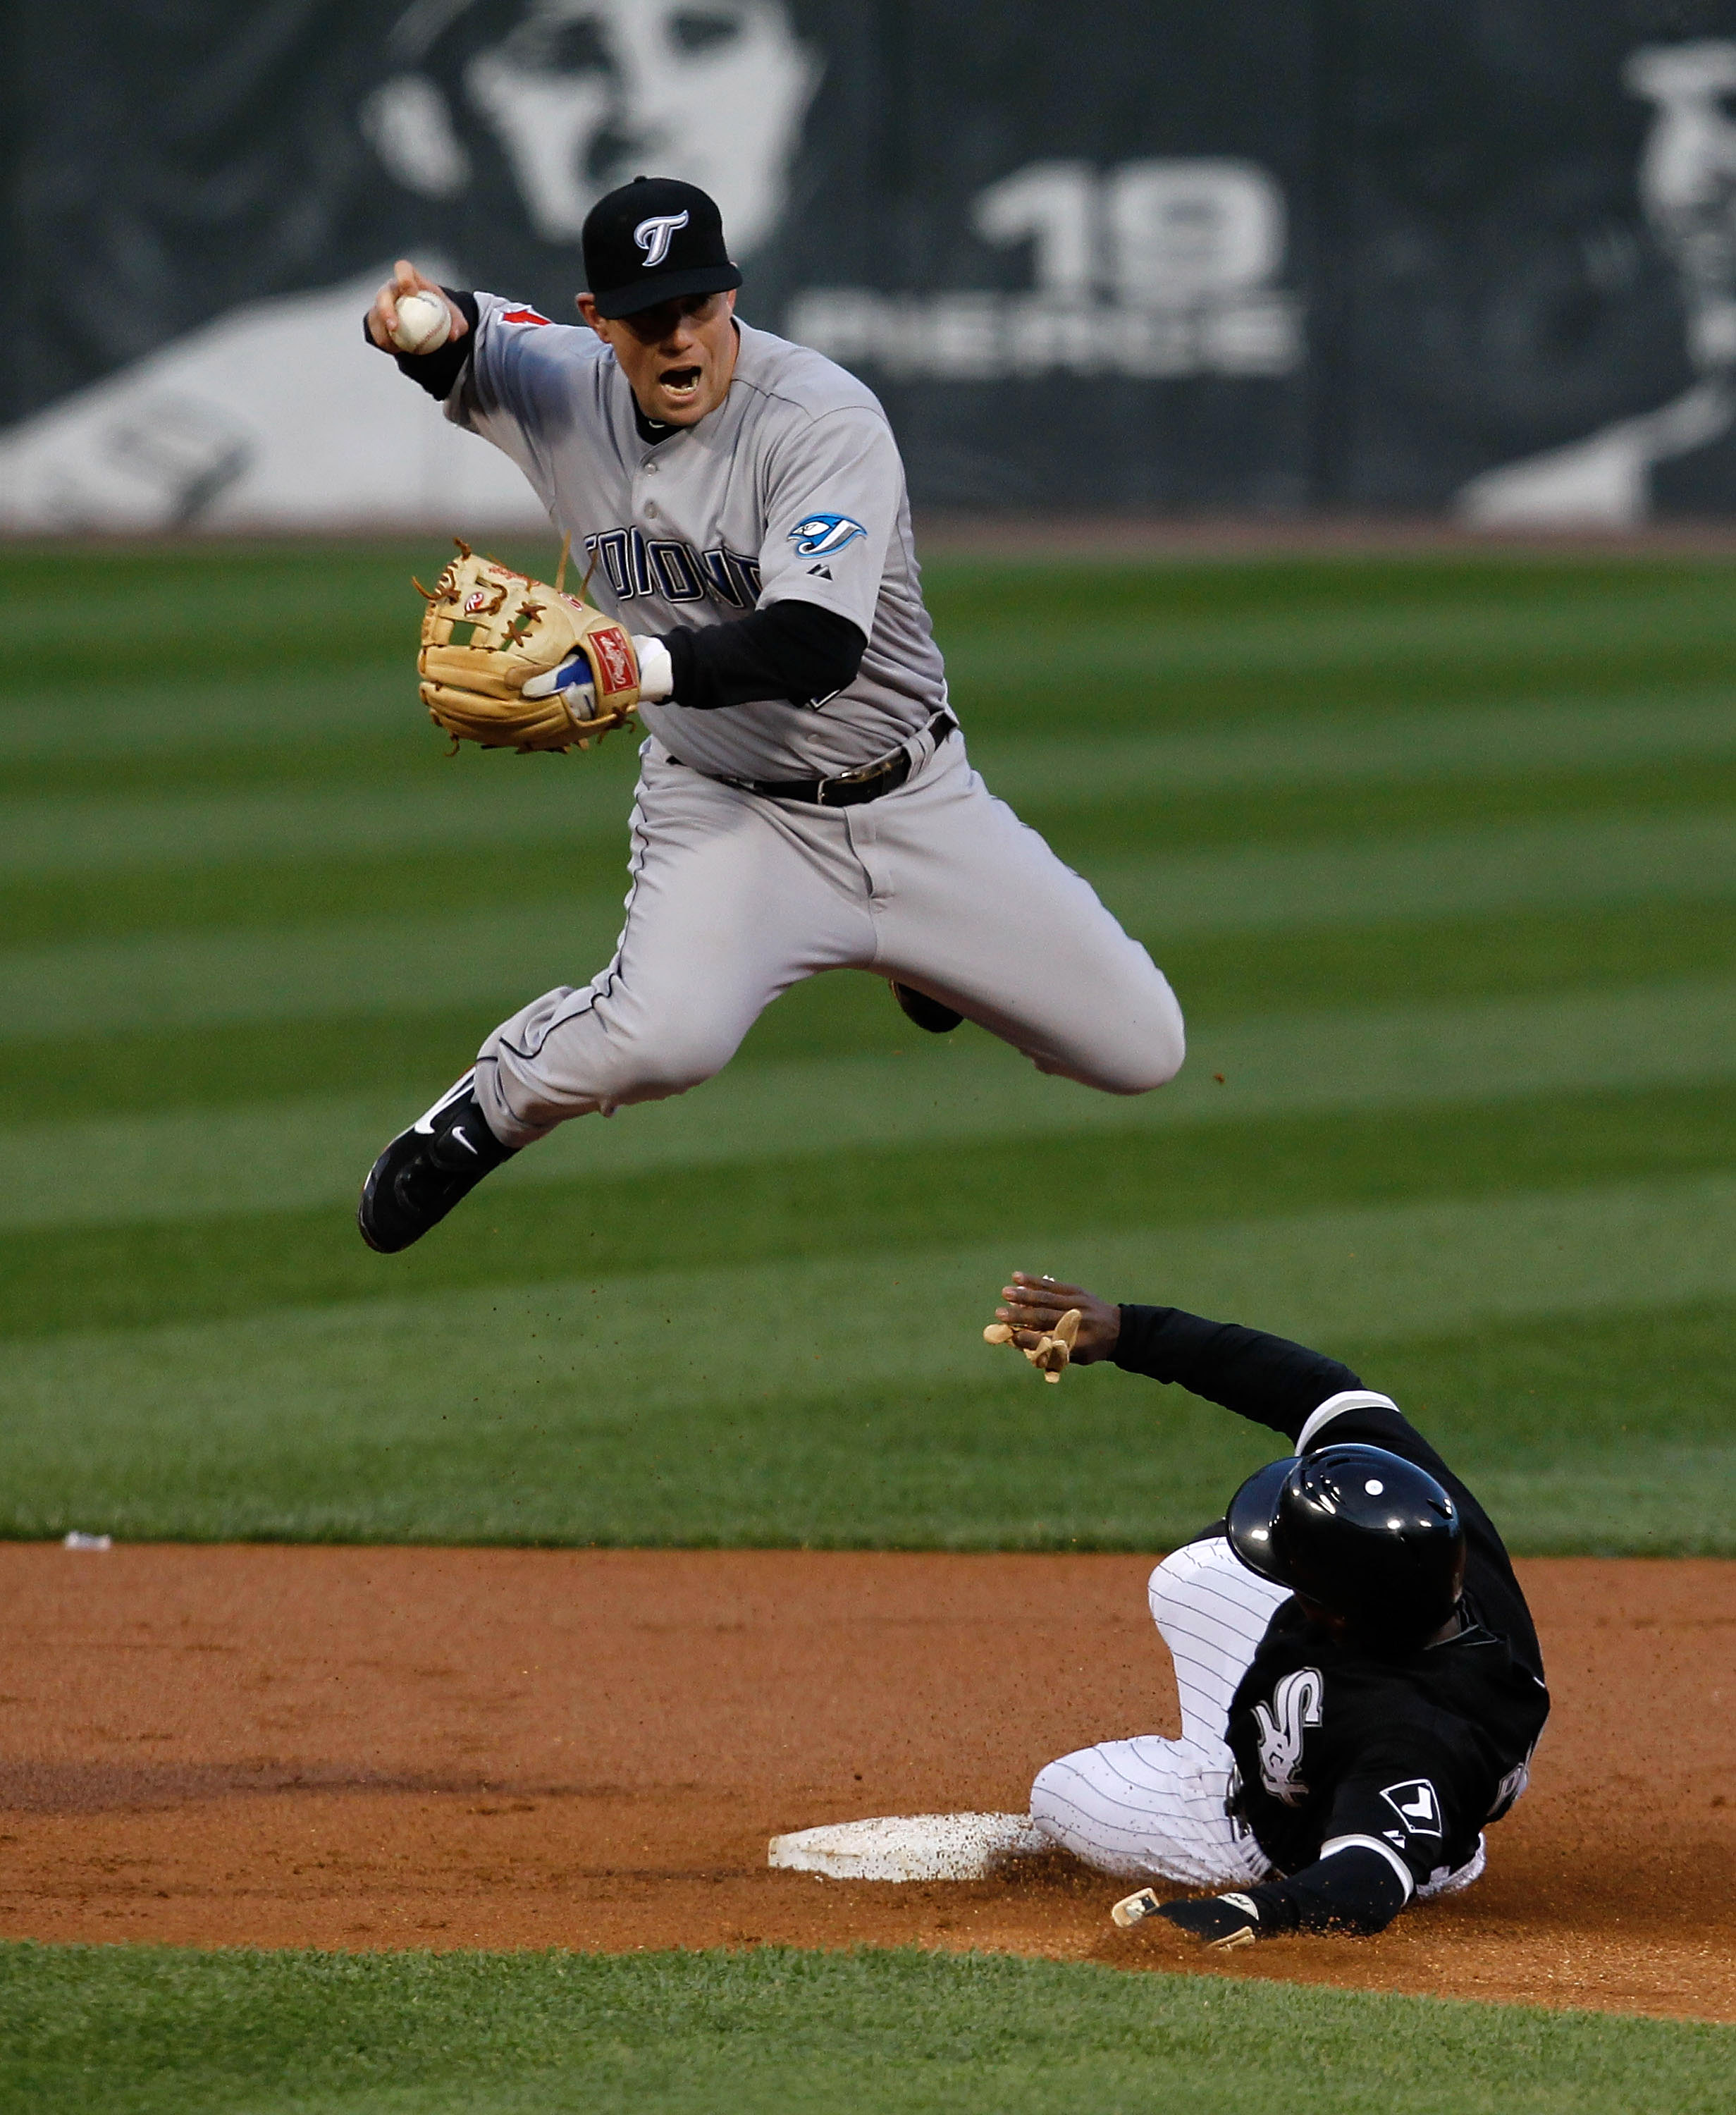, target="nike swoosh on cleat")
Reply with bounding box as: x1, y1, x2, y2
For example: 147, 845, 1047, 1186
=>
412, 1074, 478, 1135
448, 1127, 479, 1156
